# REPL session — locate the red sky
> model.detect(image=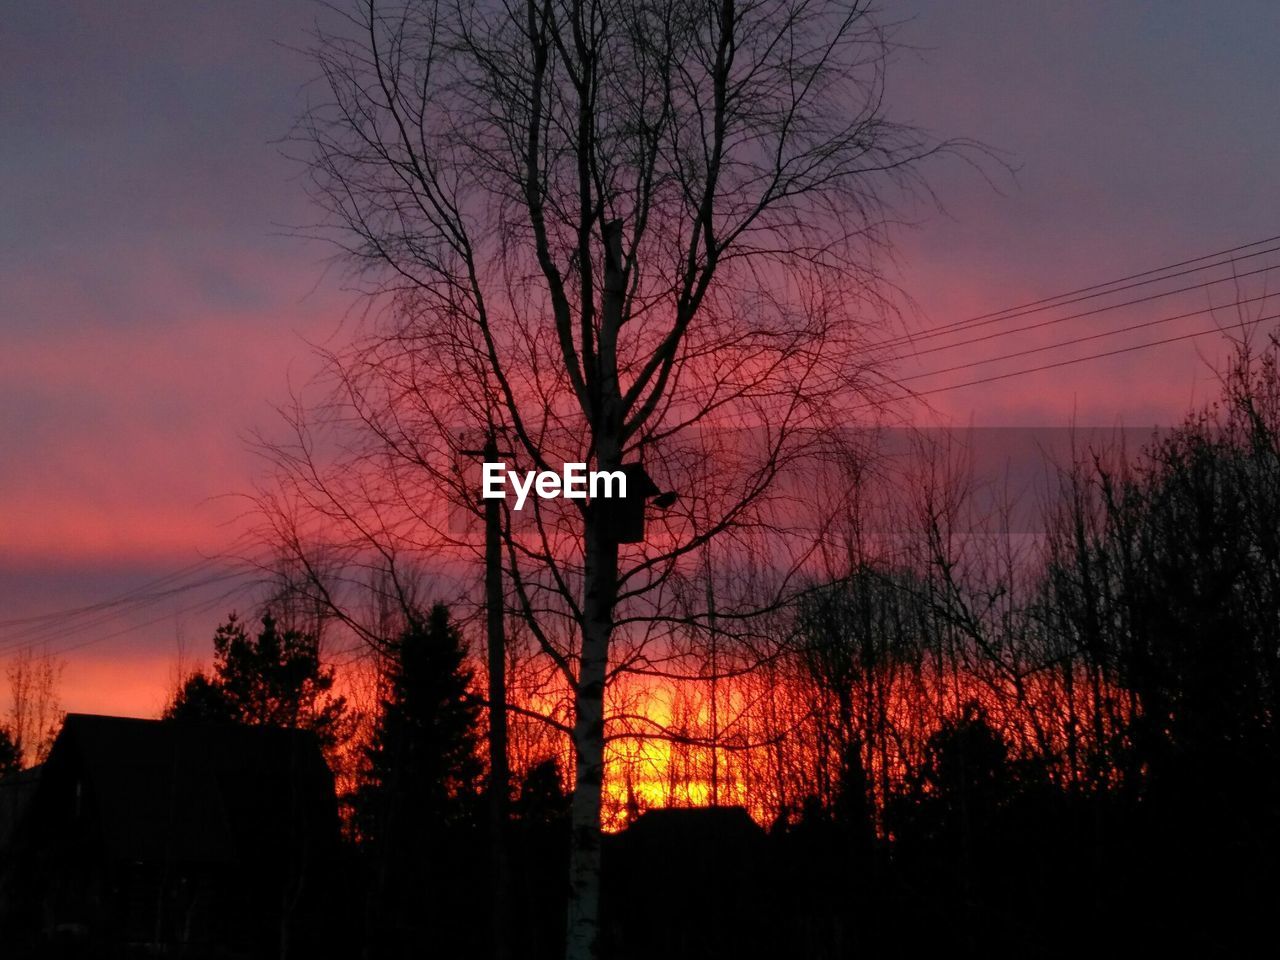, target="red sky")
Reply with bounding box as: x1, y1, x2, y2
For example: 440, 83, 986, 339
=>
2, 0, 1279, 719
